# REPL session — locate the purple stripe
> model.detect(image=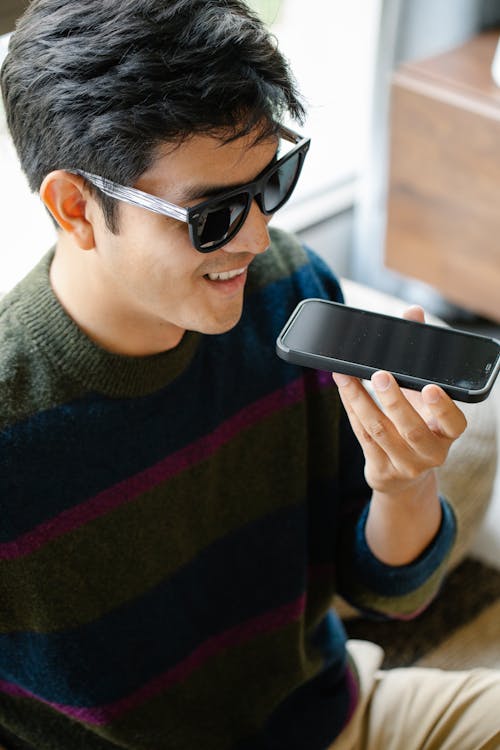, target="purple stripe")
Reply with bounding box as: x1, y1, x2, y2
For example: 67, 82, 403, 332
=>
0, 594, 306, 726
314, 369, 333, 387
344, 661, 360, 726
385, 594, 437, 621
1, 374, 334, 561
